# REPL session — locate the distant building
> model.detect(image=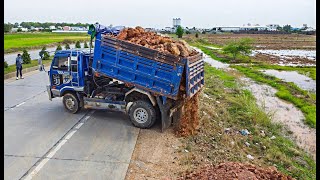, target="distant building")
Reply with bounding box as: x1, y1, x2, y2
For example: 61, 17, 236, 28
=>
11, 27, 28, 32
63, 26, 71, 31
173, 18, 181, 28
49, 26, 56, 30
266, 24, 280, 31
